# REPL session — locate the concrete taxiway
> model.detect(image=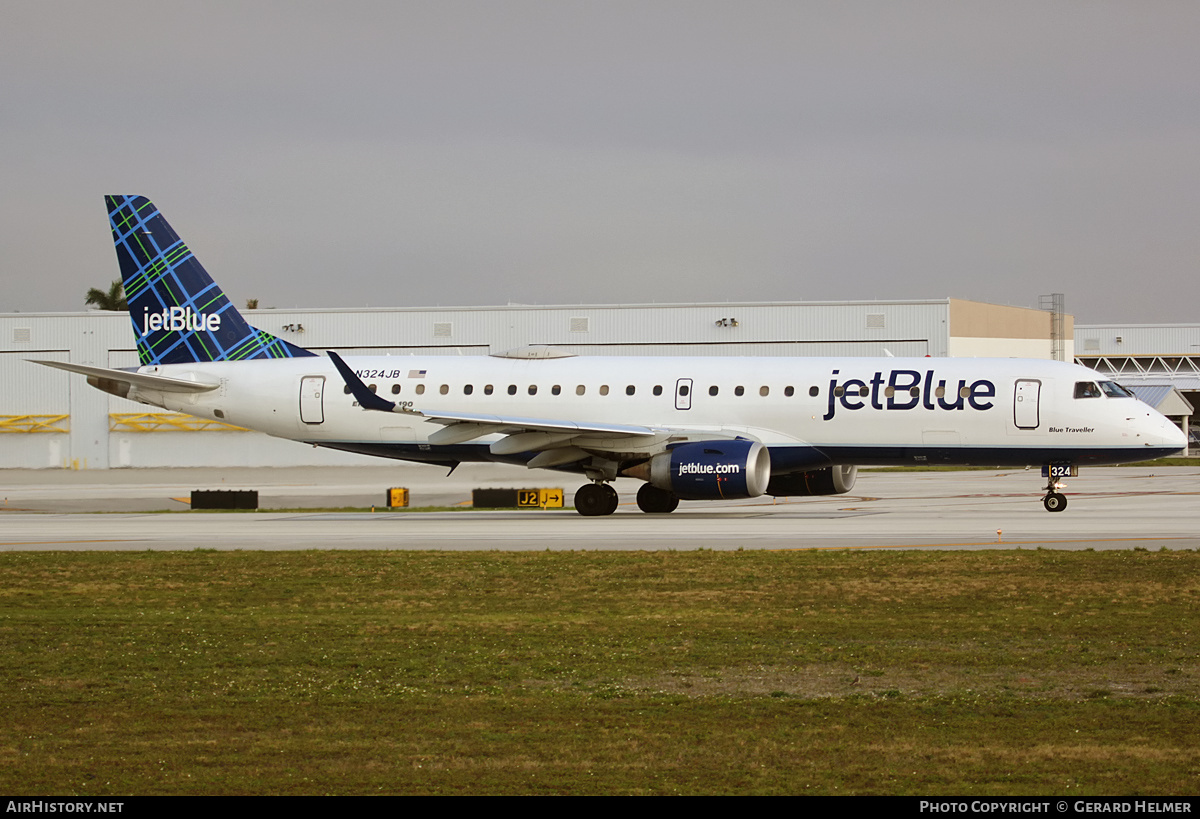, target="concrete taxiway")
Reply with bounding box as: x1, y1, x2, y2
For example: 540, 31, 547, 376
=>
0, 464, 1196, 551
